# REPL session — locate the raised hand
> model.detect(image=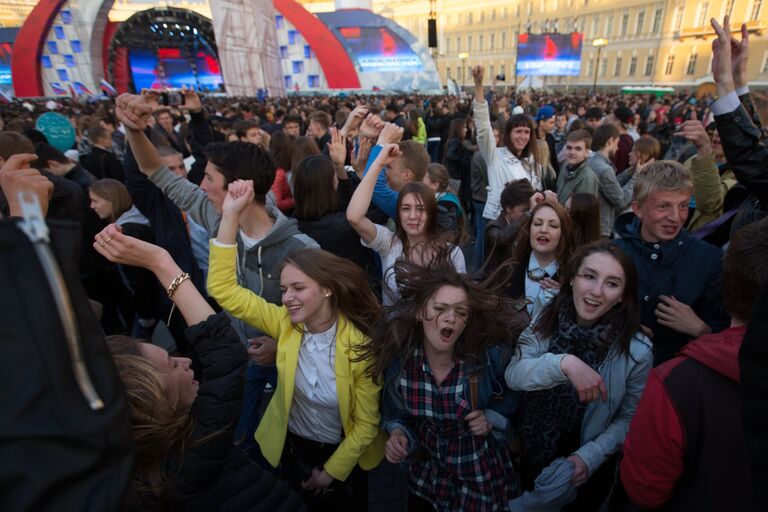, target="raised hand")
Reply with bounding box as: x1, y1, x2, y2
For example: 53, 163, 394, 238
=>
731, 23, 749, 89
327, 126, 347, 167
711, 17, 735, 95
360, 113, 385, 139
222, 179, 255, 217
376, 122, 404, 146
182, 87, 203, 113
471, 65, 485, 86
676, 111, 712, 156
341, 105, 369, 137
353, 136, 373, 177
0, 154, 52, 217
93, 224, 166, 270
116, 93, 153, 131
373, 143, 402, 168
